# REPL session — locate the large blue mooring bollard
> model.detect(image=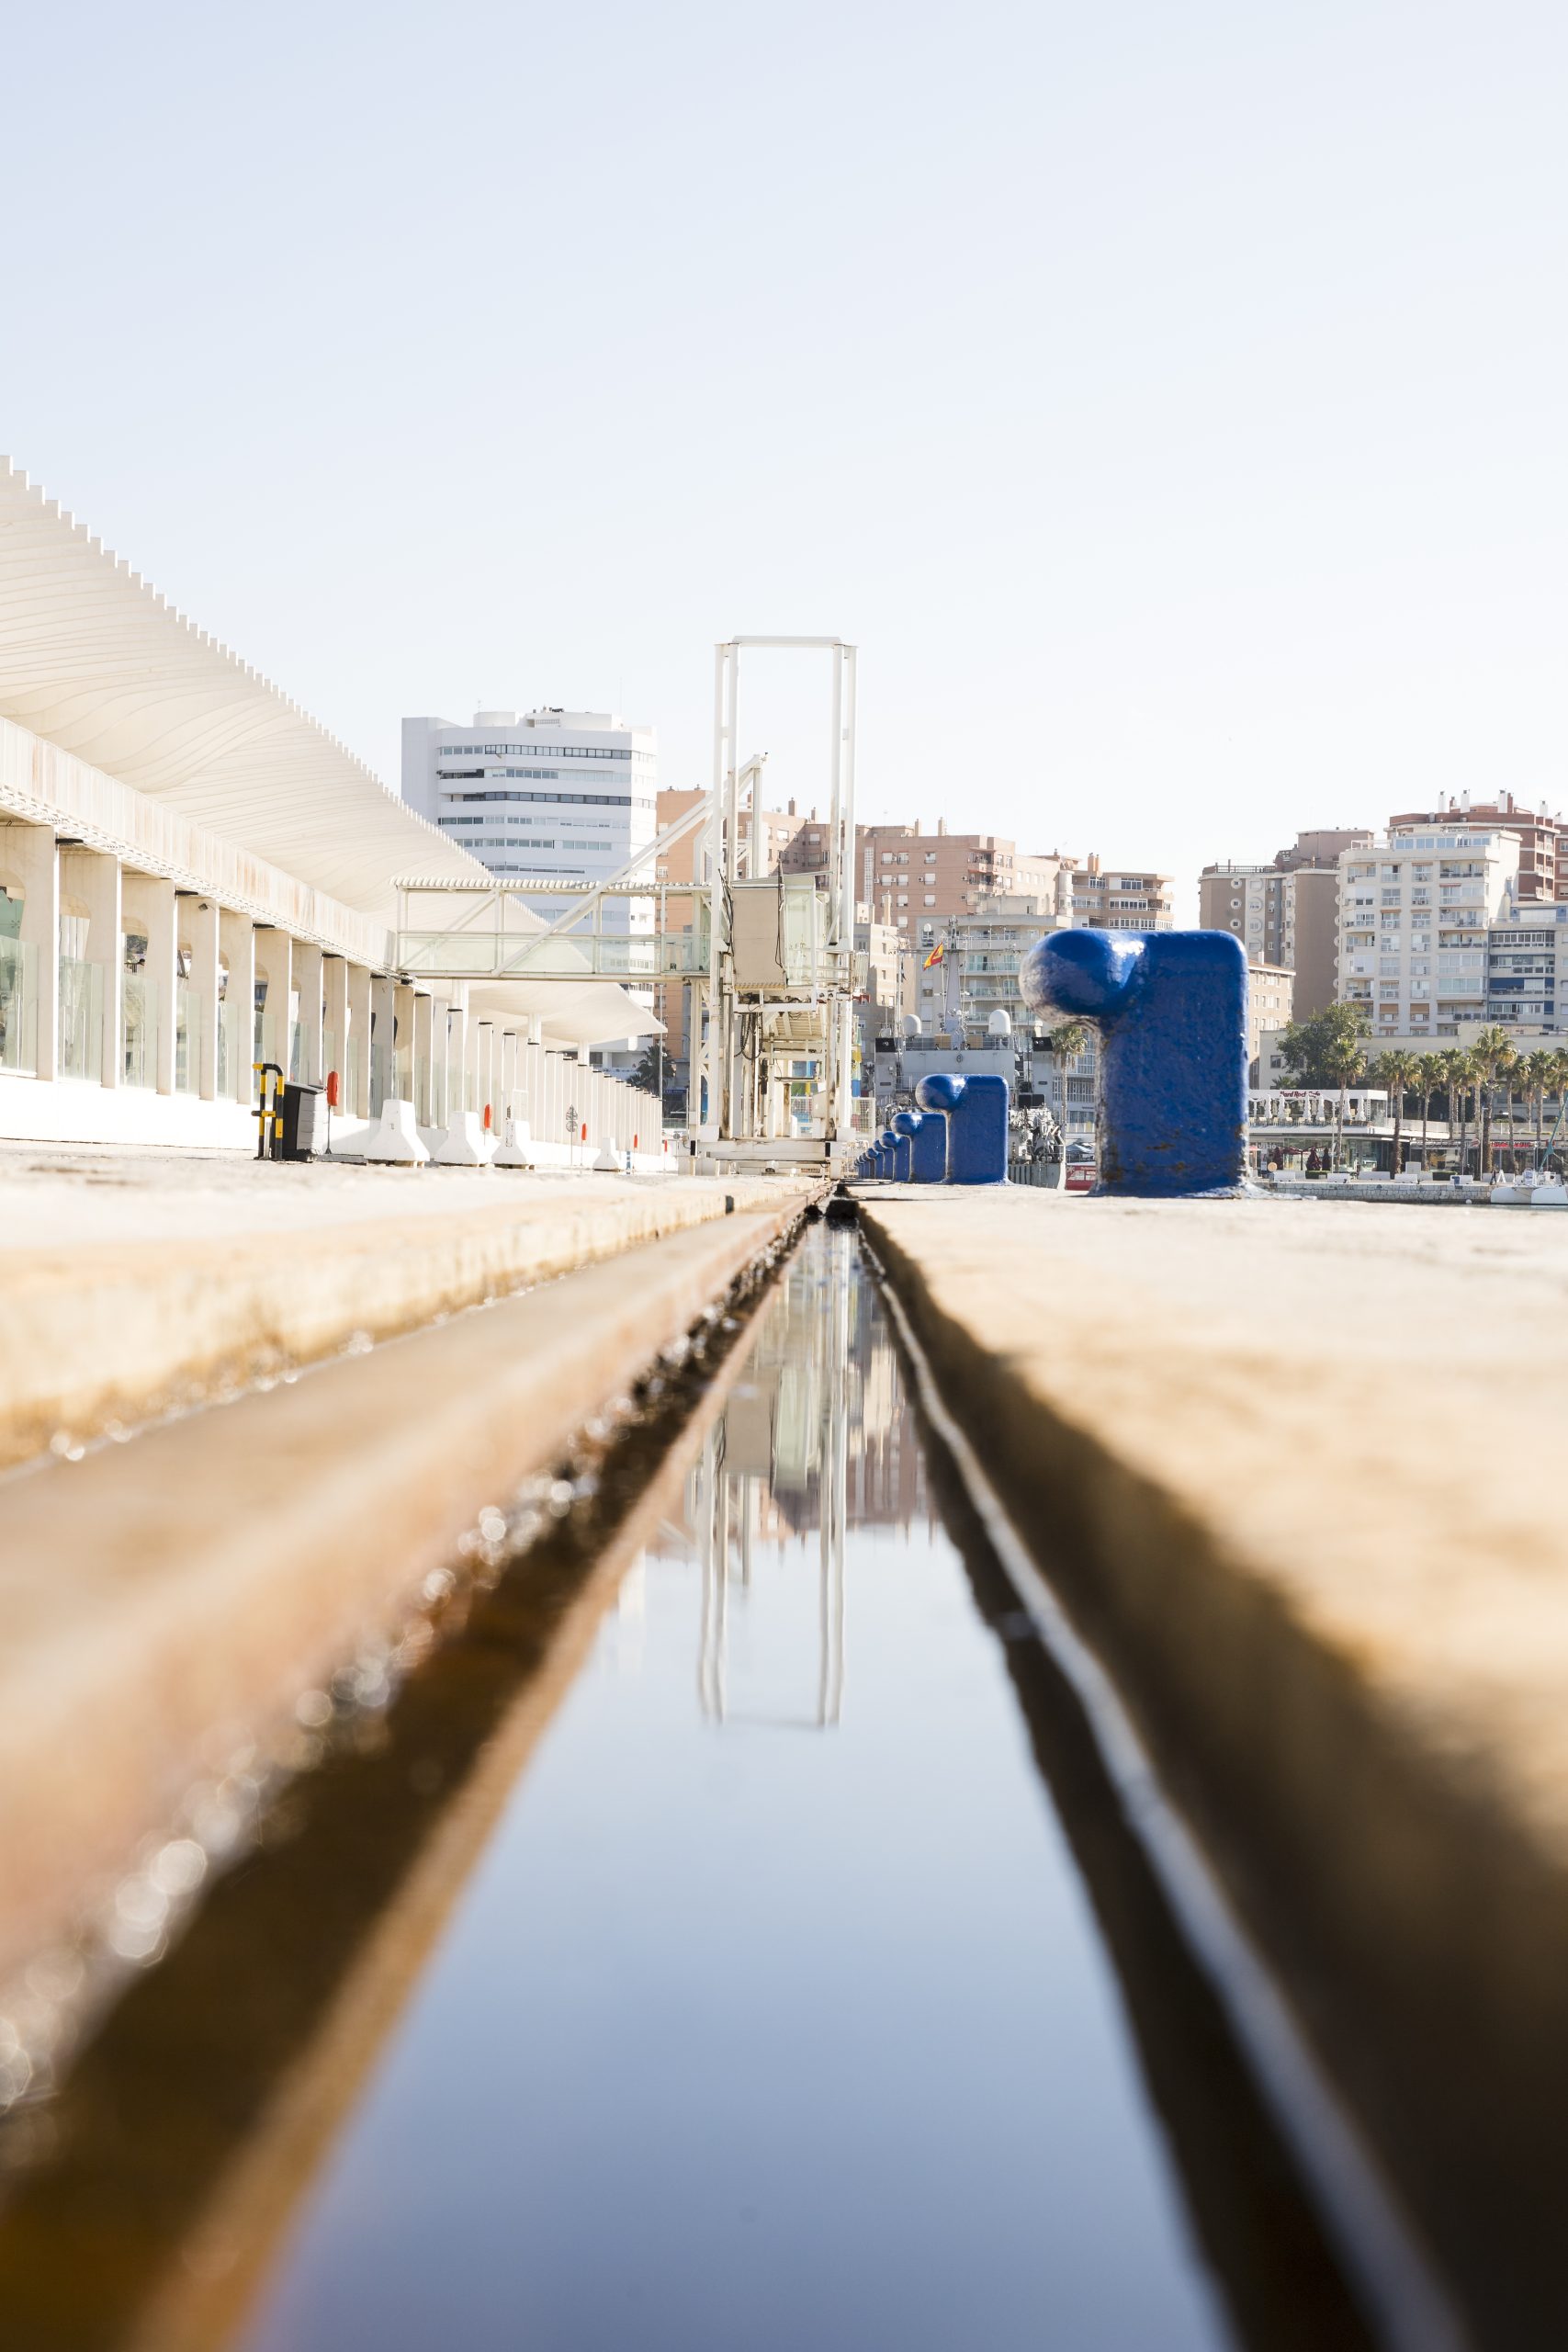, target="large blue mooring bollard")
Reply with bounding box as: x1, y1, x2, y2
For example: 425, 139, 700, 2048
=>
895, 1107, 948, 1183
915, 1072, 1010, 1183
1021, 929, 1248, 1197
